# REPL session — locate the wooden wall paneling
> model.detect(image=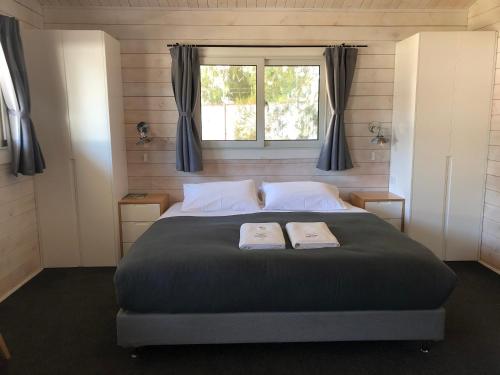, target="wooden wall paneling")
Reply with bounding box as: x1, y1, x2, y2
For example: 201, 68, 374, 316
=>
0, 0, 43, 29
123, 108, 393, 124
121, 81, 392, 97
490, 130, 500, 145
129, 186, 391, 203
490, 145, 500, 160
136, 174, 389, 189
120, 53, 394, 69
122, 95, 393, 111
43, 23, 465, 41
43, 9, 469, 27
469, 0, 500, 18
42, 7, 467, 243
118, 39, 396, 54
469, 0, 500, 271
0, 168, 41, 301
486, 174, 500, 191
39, 0, 476, 8
0, 5, 42, 302
122, 122, 389, 139
126, 159, 389, 175
487, 160, 500, 175
121, 67, 394, 84
125, 147, 390, 163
